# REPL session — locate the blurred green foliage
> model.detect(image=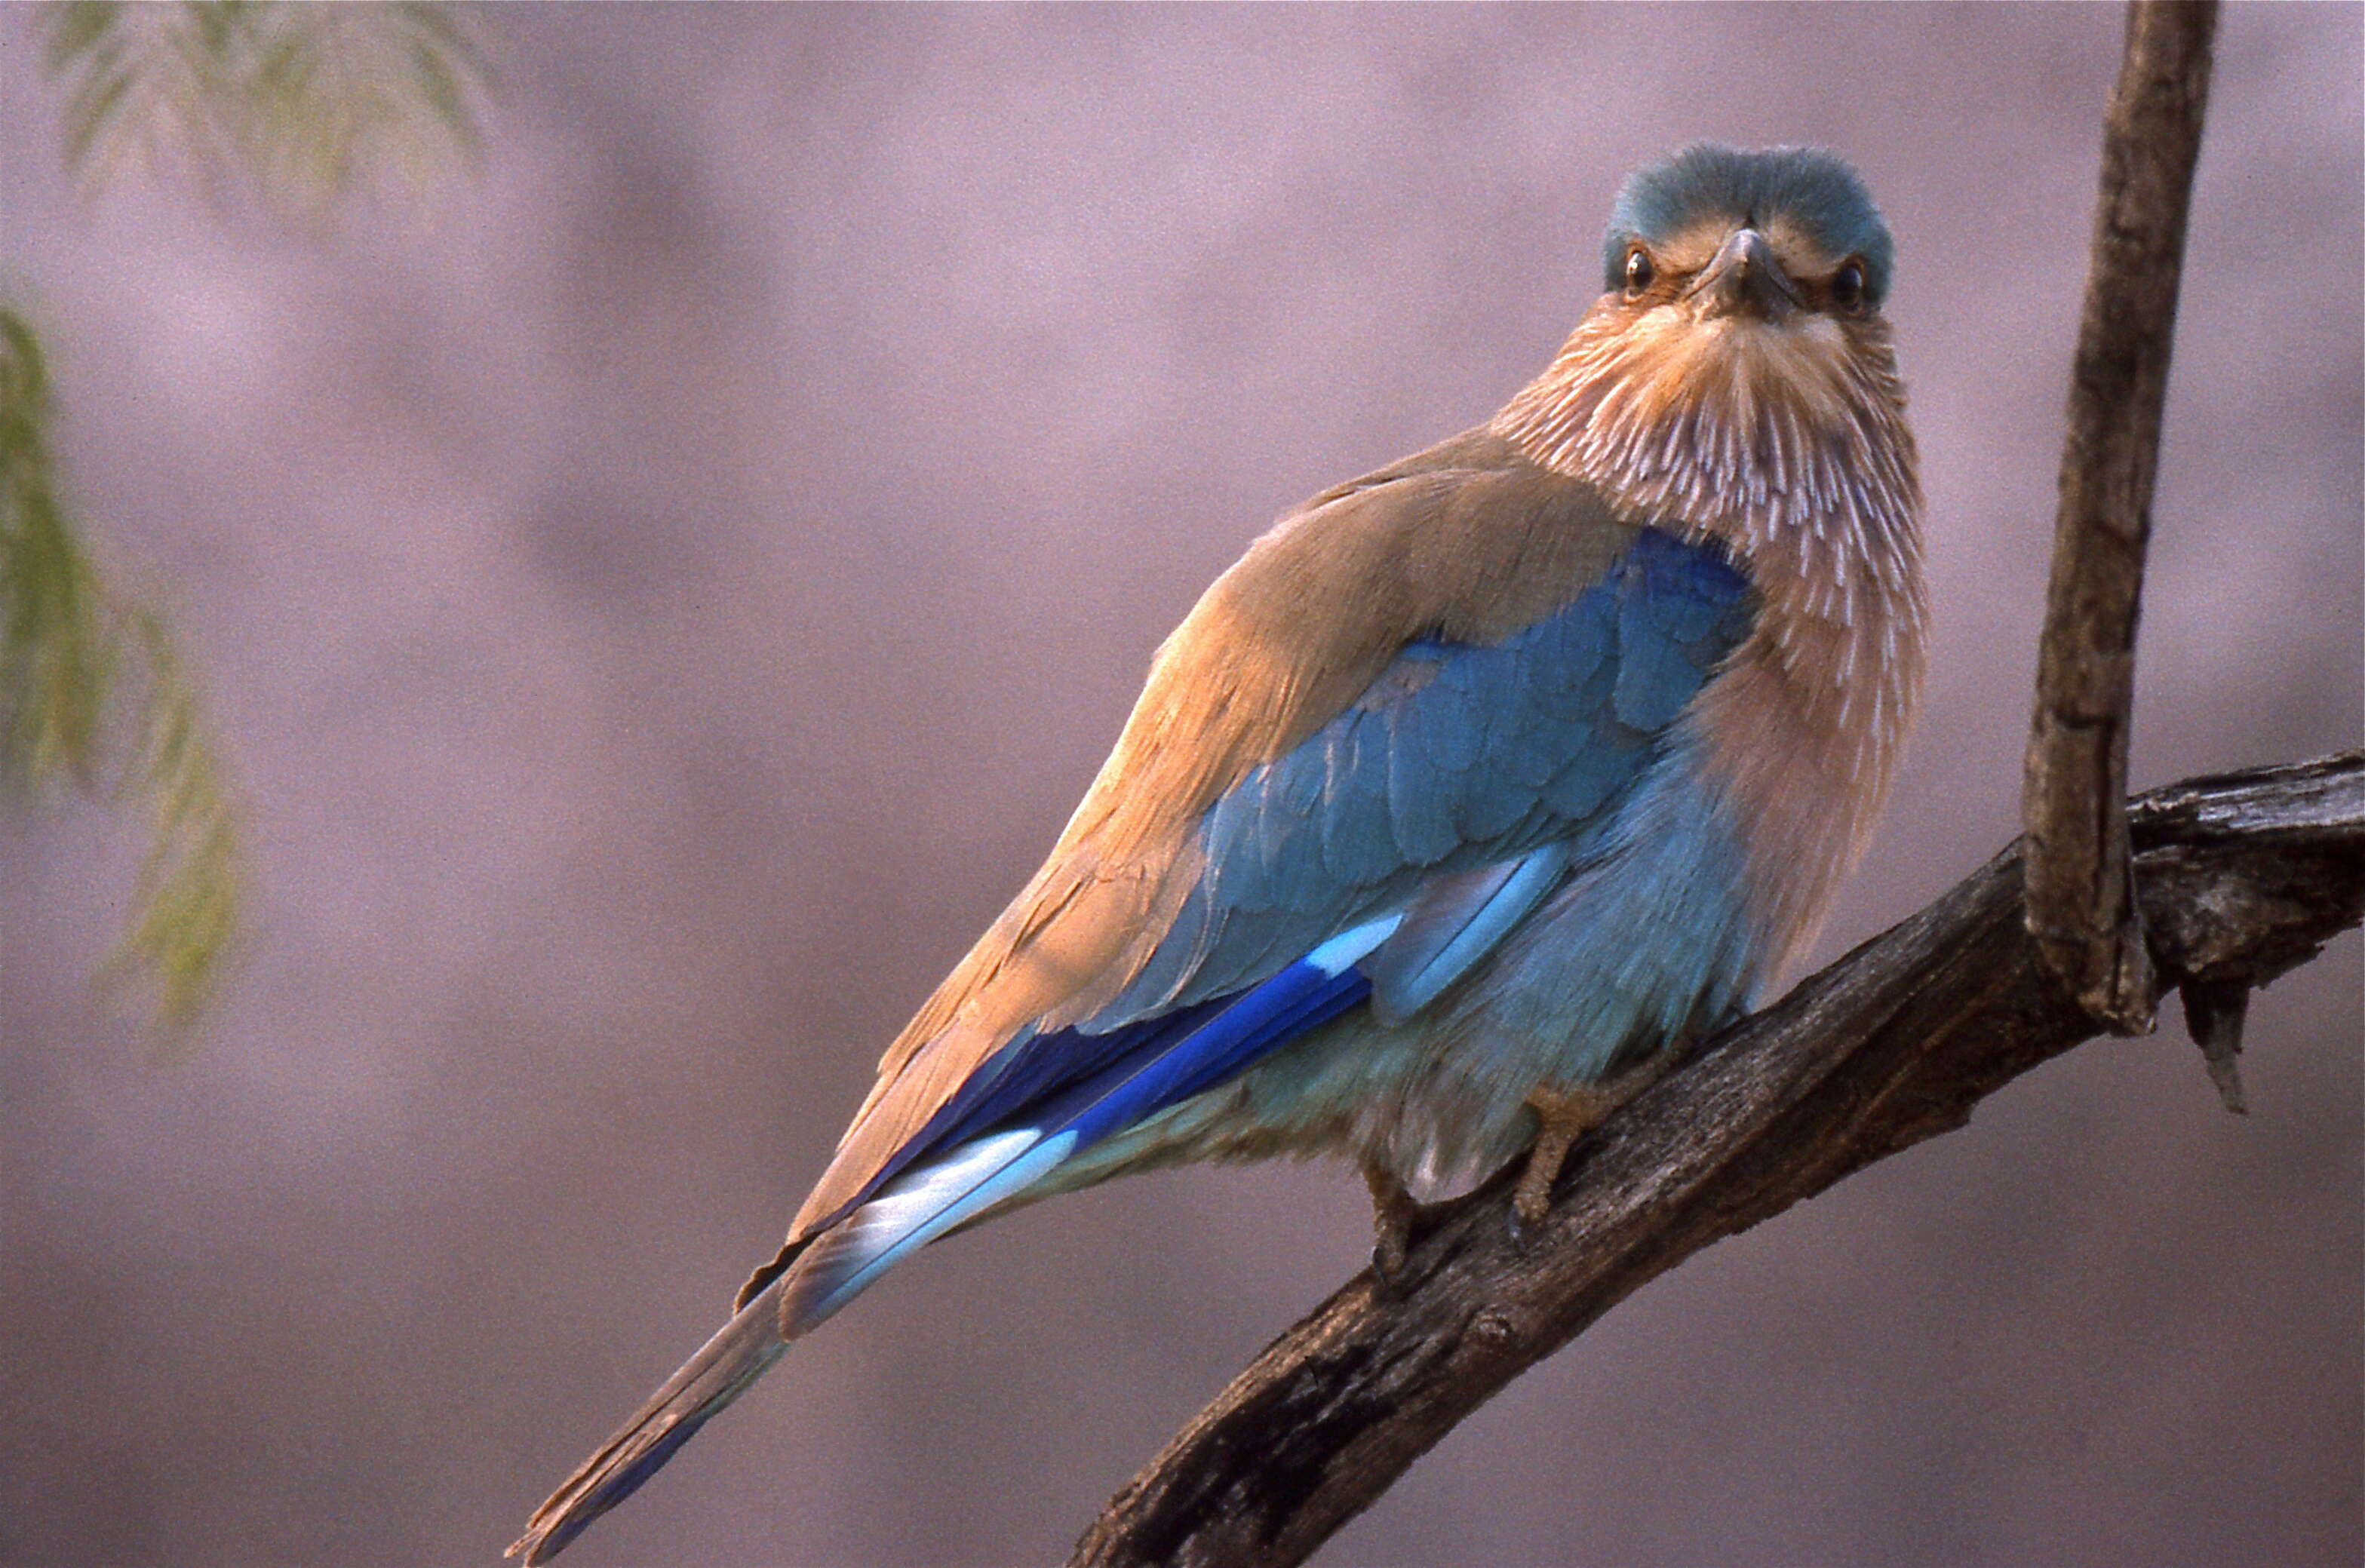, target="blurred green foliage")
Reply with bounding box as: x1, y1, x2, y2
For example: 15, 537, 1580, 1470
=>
0, 310, 241, 1030
9, 2, 488, 1032
41, 0, 488, 212
0, 315, 106, 792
